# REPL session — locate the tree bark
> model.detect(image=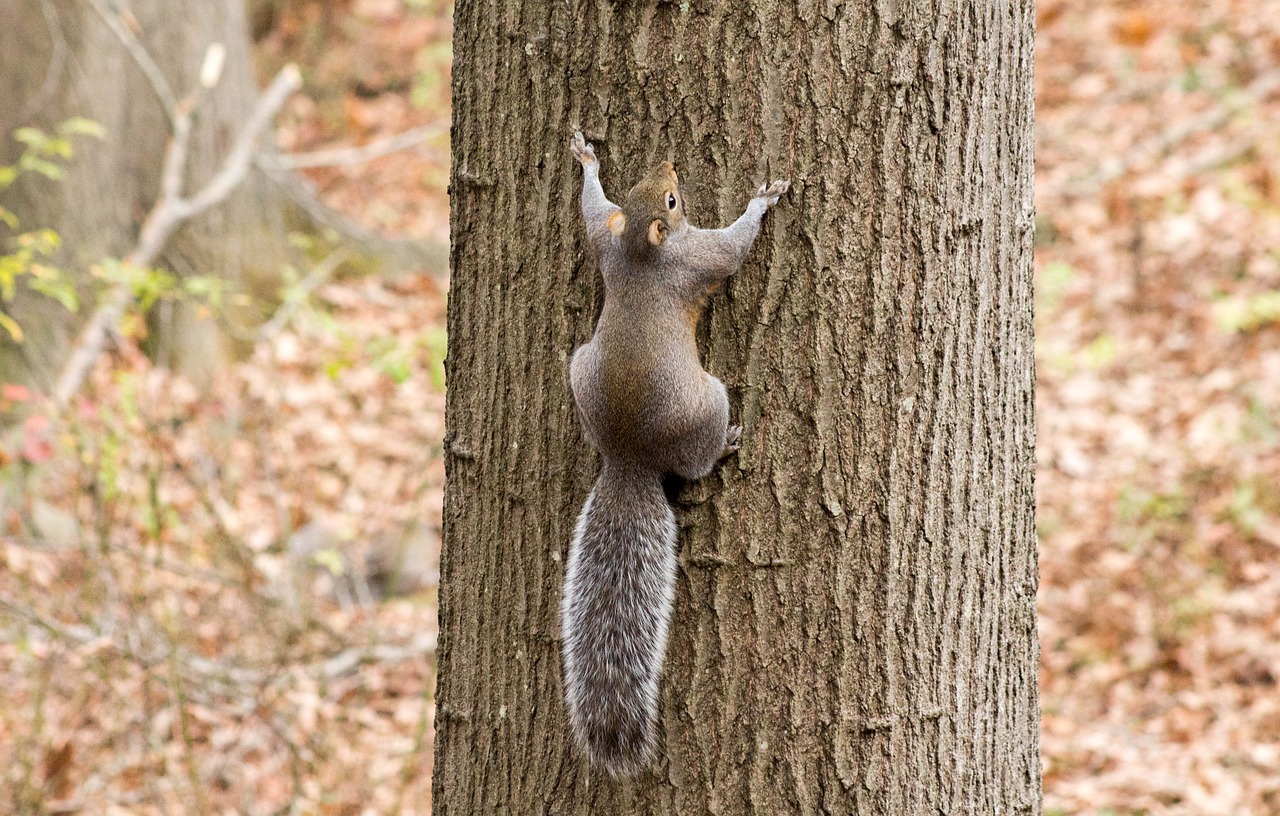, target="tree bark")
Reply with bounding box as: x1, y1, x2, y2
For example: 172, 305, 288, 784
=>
437, 0, 1038, 813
